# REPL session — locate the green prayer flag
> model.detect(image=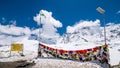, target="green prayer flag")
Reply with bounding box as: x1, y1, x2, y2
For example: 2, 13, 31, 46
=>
40, 13, 46, 18
40, 14, 44, 16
